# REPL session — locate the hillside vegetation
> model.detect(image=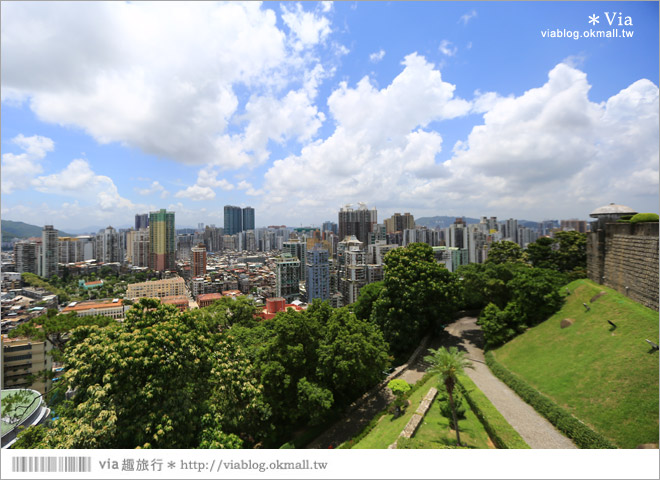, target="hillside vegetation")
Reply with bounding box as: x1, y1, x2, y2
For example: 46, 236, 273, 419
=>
1, 220, 74, 240
493, 279, 659, 448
